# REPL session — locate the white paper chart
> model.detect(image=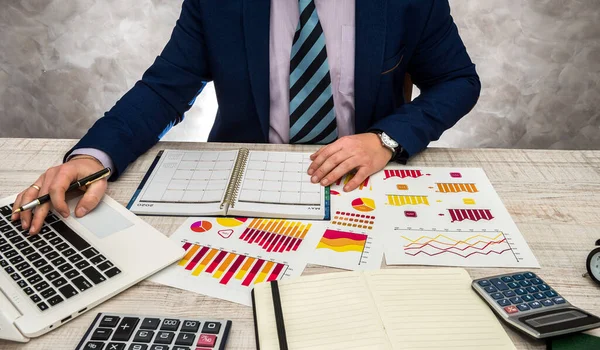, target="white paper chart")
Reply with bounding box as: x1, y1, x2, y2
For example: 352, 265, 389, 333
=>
149, 216, 323, 305
372, 167, 540, 268
308, 173, 385, 271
